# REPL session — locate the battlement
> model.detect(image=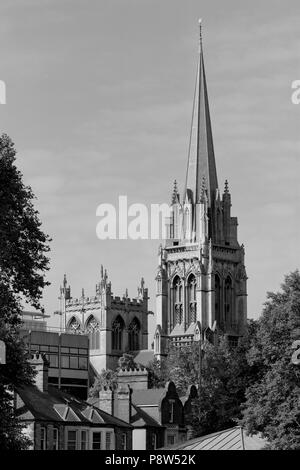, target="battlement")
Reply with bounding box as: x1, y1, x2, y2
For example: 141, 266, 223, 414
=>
117, 365, 149, 390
